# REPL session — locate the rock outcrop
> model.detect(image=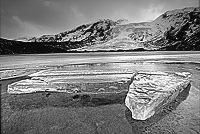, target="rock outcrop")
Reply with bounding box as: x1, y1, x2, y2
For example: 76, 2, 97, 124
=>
125, 72, 191, 120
